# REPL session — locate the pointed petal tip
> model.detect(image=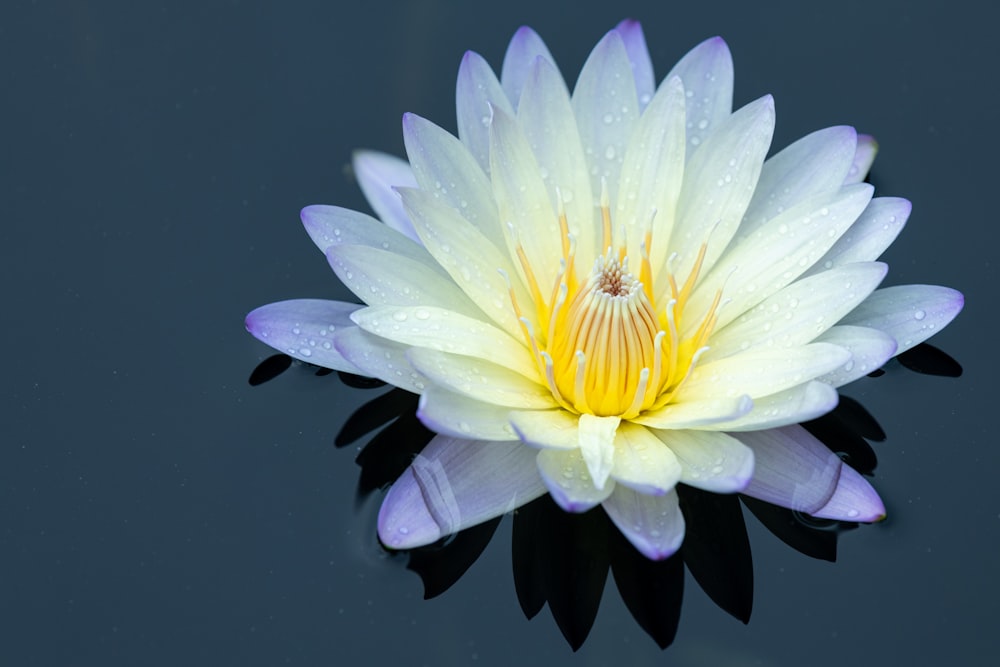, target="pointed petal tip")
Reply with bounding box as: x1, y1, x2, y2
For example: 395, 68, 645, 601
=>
376, 469, 444, 550
809, 464, 886, 523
